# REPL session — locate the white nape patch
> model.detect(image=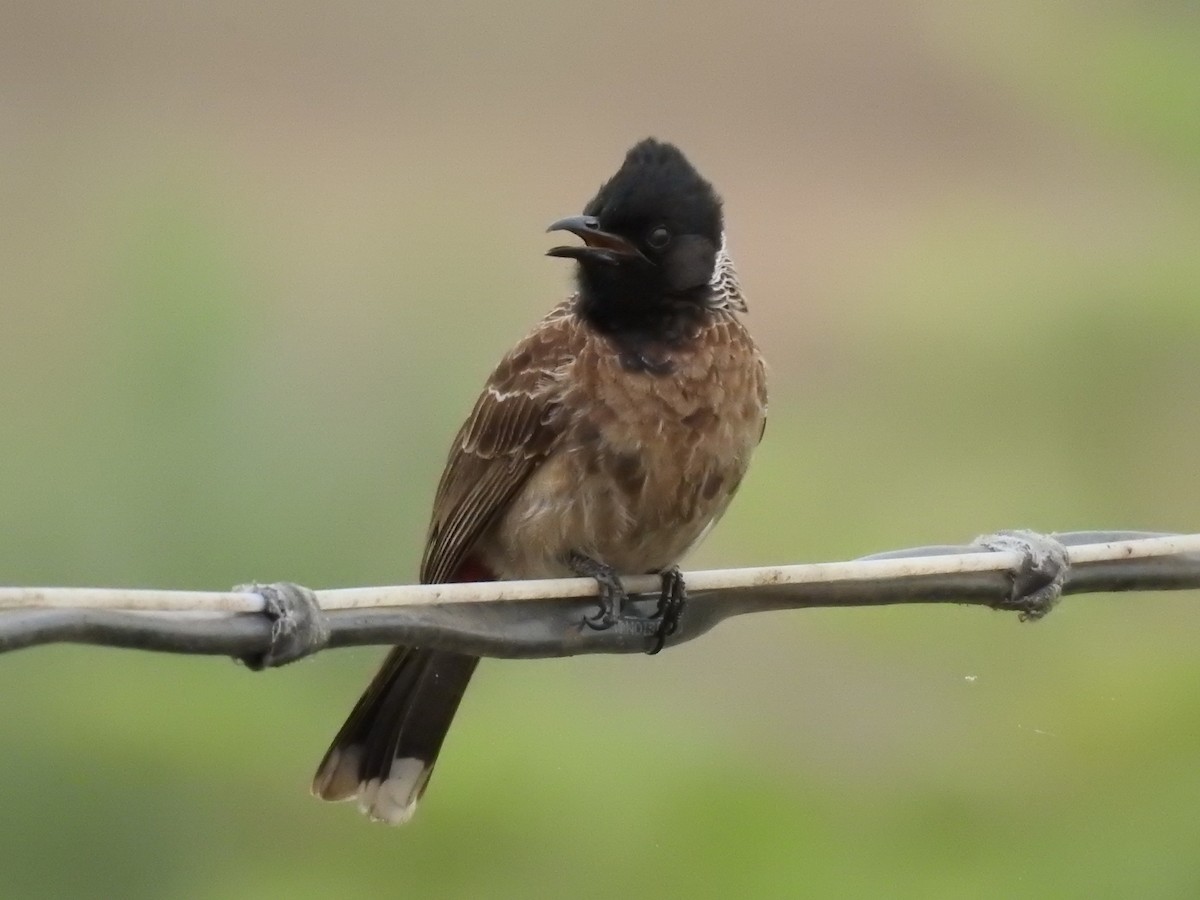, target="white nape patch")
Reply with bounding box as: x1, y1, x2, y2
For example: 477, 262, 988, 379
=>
358, 757, 428, 826
708, 233, 748, 313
